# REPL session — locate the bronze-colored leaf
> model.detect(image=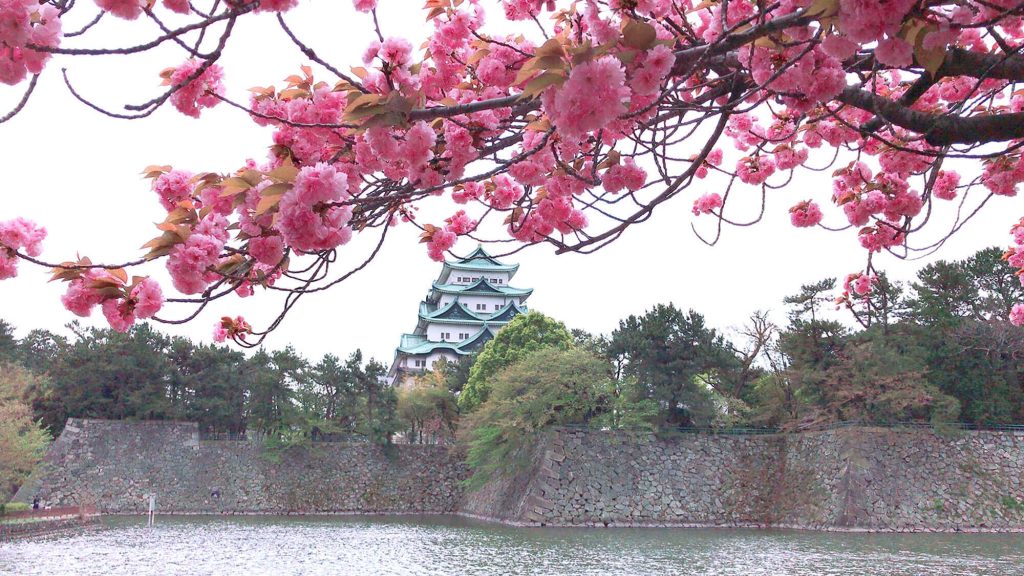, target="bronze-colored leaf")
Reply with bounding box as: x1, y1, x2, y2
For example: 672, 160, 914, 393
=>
255, 195, 282, 217
622, 19, 657, 51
